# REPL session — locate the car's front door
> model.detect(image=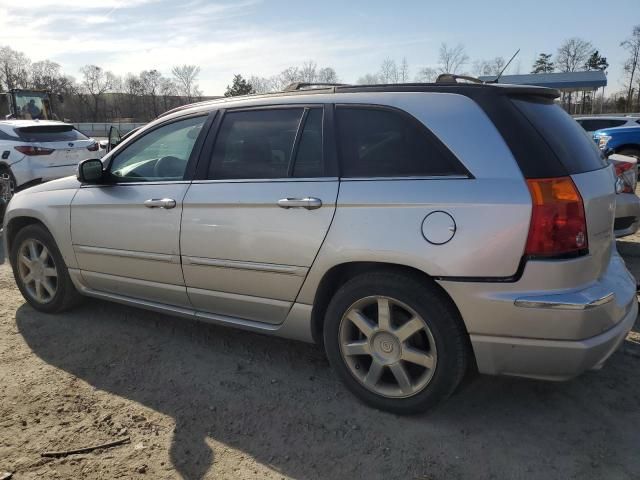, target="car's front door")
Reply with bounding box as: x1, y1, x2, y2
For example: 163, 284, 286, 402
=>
71, 113, 211, 307
180, 105, 339, 324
